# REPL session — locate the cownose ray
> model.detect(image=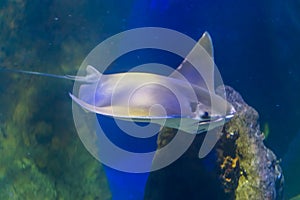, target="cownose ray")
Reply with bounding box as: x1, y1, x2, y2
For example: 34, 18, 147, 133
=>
0, 32, 236, 157
69, 32, 236, 136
